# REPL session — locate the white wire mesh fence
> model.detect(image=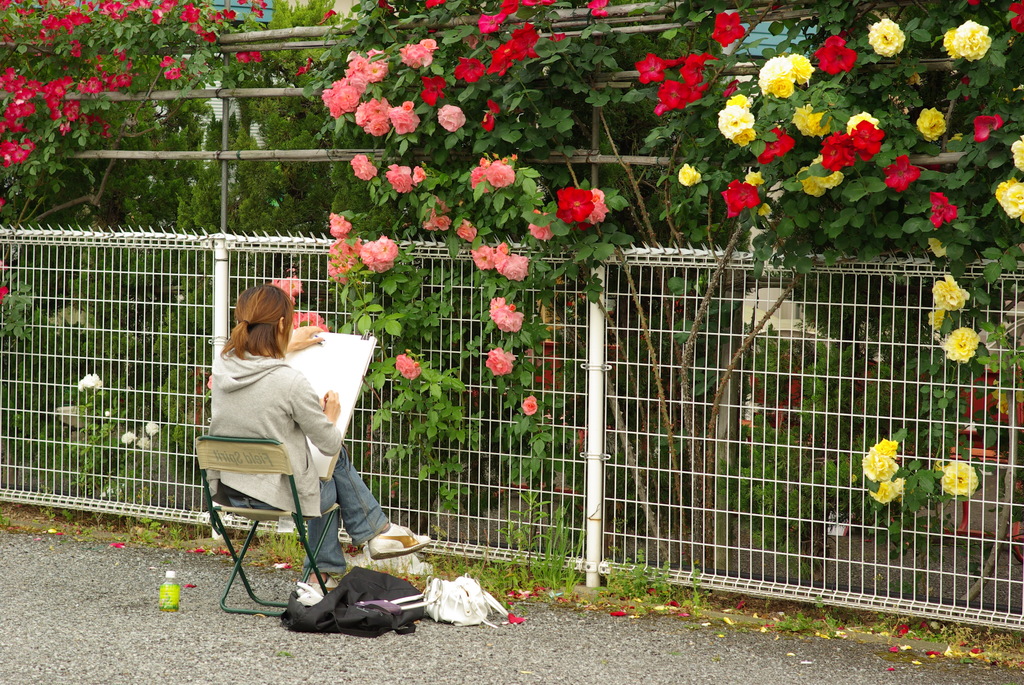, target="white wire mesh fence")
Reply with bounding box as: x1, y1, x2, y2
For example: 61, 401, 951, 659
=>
3, 226, 1024, 629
